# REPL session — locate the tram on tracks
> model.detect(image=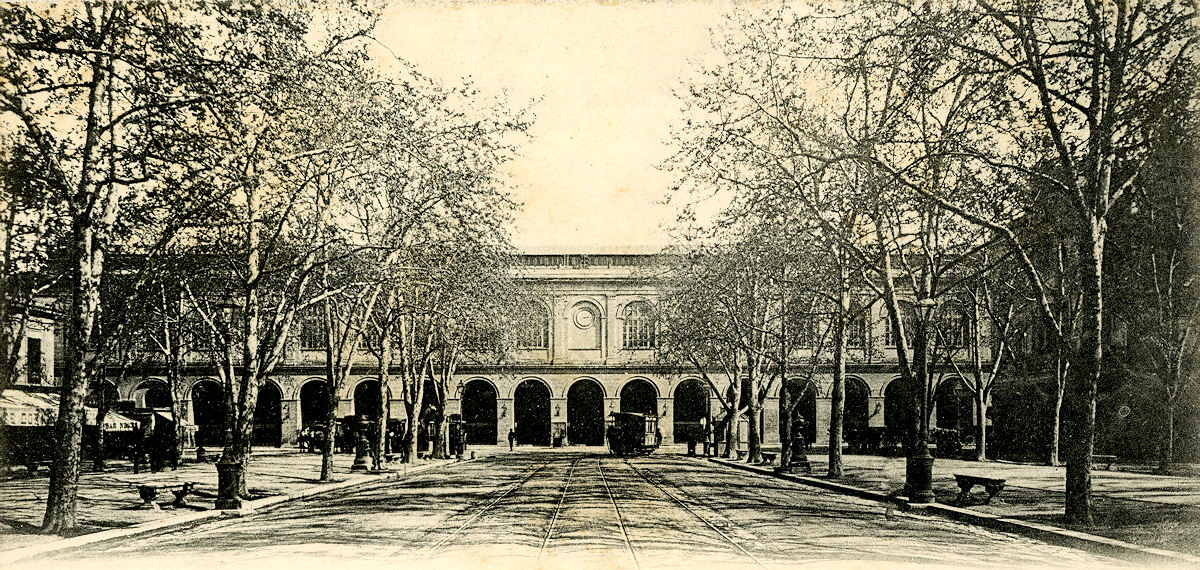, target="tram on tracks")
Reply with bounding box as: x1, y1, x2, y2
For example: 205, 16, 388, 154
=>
606, 411, 659, 456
